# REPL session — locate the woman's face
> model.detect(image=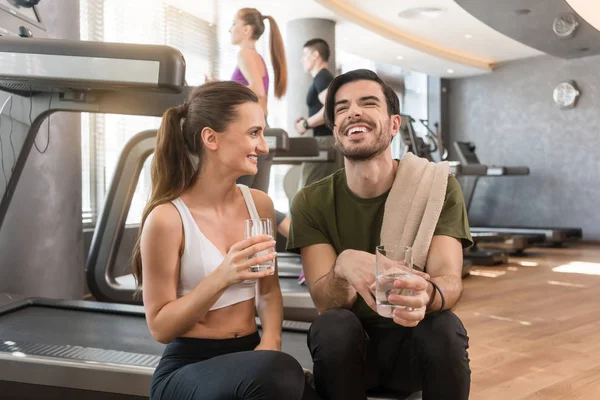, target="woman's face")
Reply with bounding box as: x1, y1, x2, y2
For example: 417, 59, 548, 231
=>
229, 13, 248, 45
216, 102, 268, 177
